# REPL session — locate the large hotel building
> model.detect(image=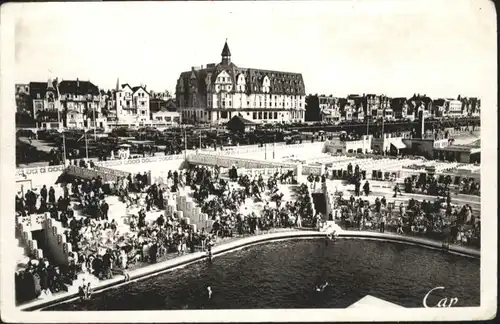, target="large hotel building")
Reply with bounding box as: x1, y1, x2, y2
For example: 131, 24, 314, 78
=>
175, 41, 306, 124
